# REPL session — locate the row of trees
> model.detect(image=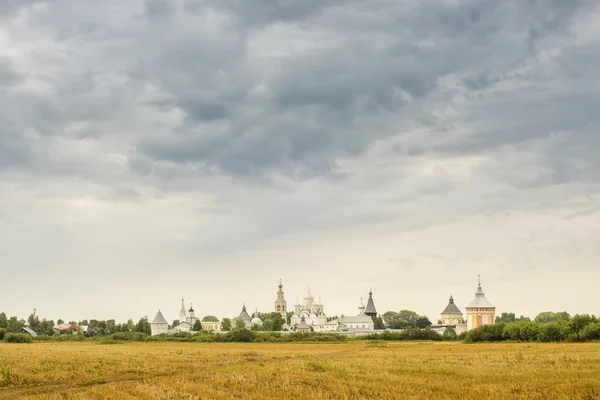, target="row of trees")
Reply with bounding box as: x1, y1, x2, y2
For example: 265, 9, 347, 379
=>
466, 313, 600, 343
